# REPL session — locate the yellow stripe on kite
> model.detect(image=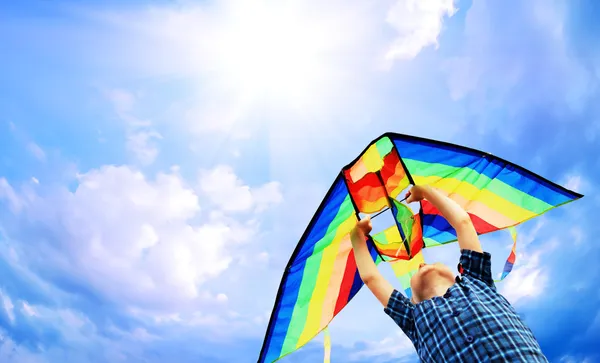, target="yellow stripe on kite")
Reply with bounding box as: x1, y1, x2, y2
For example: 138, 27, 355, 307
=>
319, 235, 352, 328
349, 144, 385, 182
349, 159, 368, 183
362, 144, 384, 174
413, 175, 528, 225
390, 251, 424, 277
296, 215, 355, 348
